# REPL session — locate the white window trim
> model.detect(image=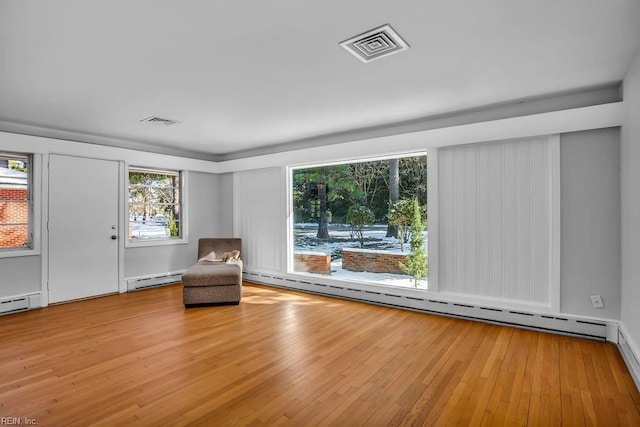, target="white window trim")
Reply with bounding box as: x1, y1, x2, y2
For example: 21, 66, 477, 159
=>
0, 153, 41, 258
124, 167, 189, 248
426, 148, 438, 292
